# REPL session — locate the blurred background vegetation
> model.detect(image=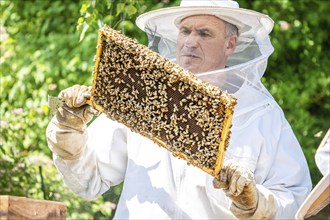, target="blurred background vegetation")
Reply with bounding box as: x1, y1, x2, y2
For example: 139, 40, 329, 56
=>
0, 0, 329, 218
